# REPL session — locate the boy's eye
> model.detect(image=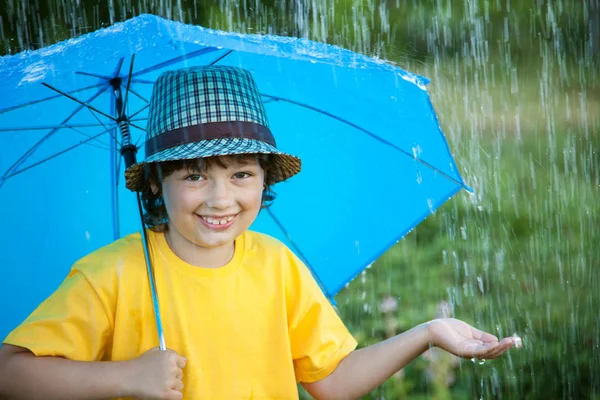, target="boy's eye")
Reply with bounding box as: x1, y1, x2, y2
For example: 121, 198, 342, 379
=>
185, 174, 204, 181
233, 172, 252, 179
